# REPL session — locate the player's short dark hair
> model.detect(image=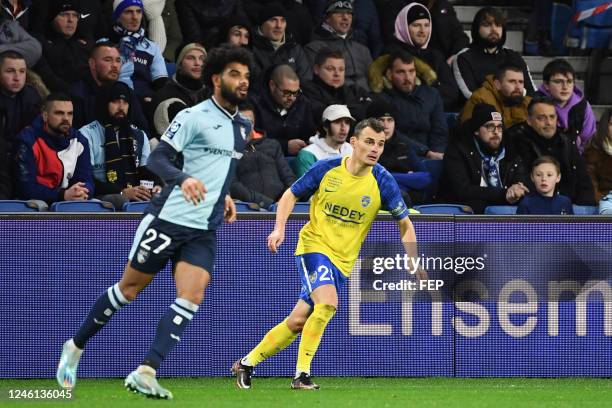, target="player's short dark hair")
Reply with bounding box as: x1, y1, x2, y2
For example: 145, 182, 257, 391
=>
314, 47, 344, 67
532, 155, 561, 174
386, 50, 414, 73
494, 63, 522, 81
44, 92, 72, 110
0, 50, 25, 67
542, 59, 575, 82
527, 96, 556, 116
202, 45, 252, 89
354, 118, 385, 137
